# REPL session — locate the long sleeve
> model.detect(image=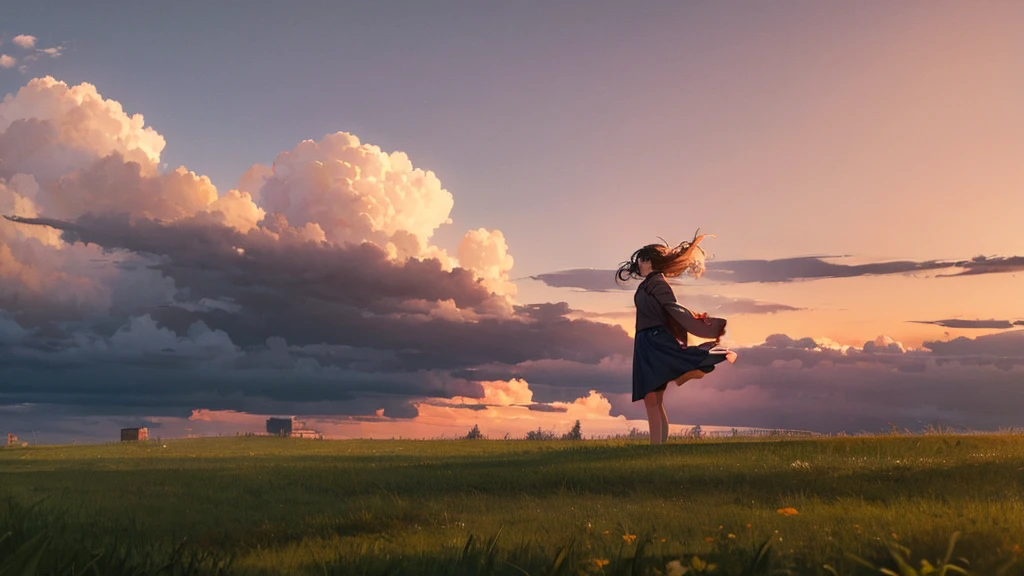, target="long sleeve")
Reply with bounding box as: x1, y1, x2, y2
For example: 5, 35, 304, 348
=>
647, 274, 726, 340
